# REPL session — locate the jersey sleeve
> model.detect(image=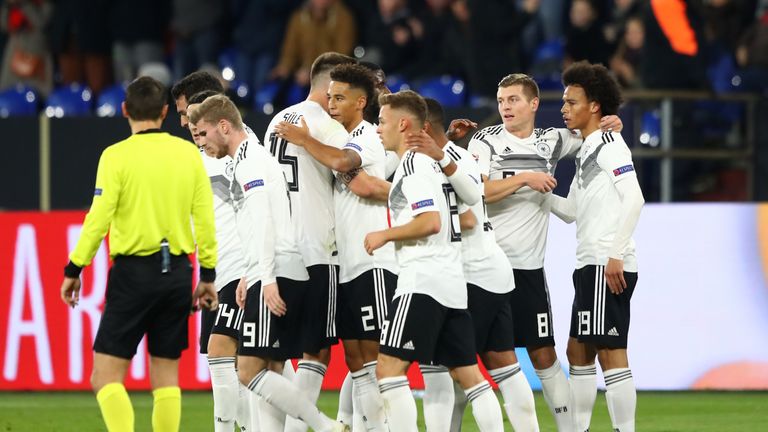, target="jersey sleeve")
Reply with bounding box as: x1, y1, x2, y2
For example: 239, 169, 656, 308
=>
190, 150, 217, 270
236, 158, 277, 285
401, 158, 441, 217
467, 137, 491, 177
345, 132, 384, 169
596, 134, 636, 184
70, 147, 122, 267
